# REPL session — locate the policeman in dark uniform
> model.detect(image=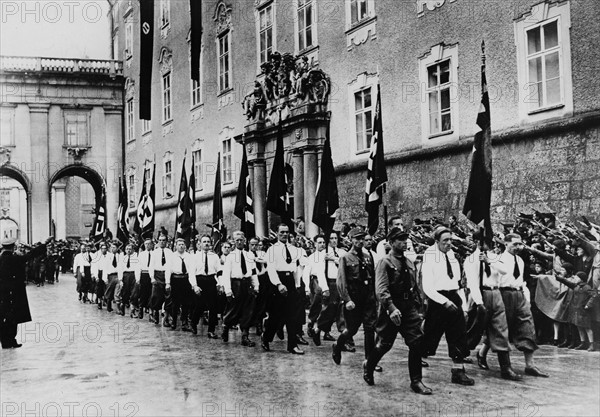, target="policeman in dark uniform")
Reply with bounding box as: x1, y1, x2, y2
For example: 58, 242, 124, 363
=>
332, 228, 377, 368
0, 225, 50, 349
363, 228, 432, 395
